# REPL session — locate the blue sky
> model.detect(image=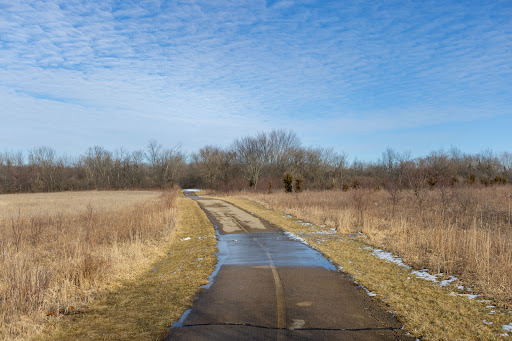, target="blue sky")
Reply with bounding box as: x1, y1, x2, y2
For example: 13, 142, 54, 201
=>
1, 0, 511, 161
